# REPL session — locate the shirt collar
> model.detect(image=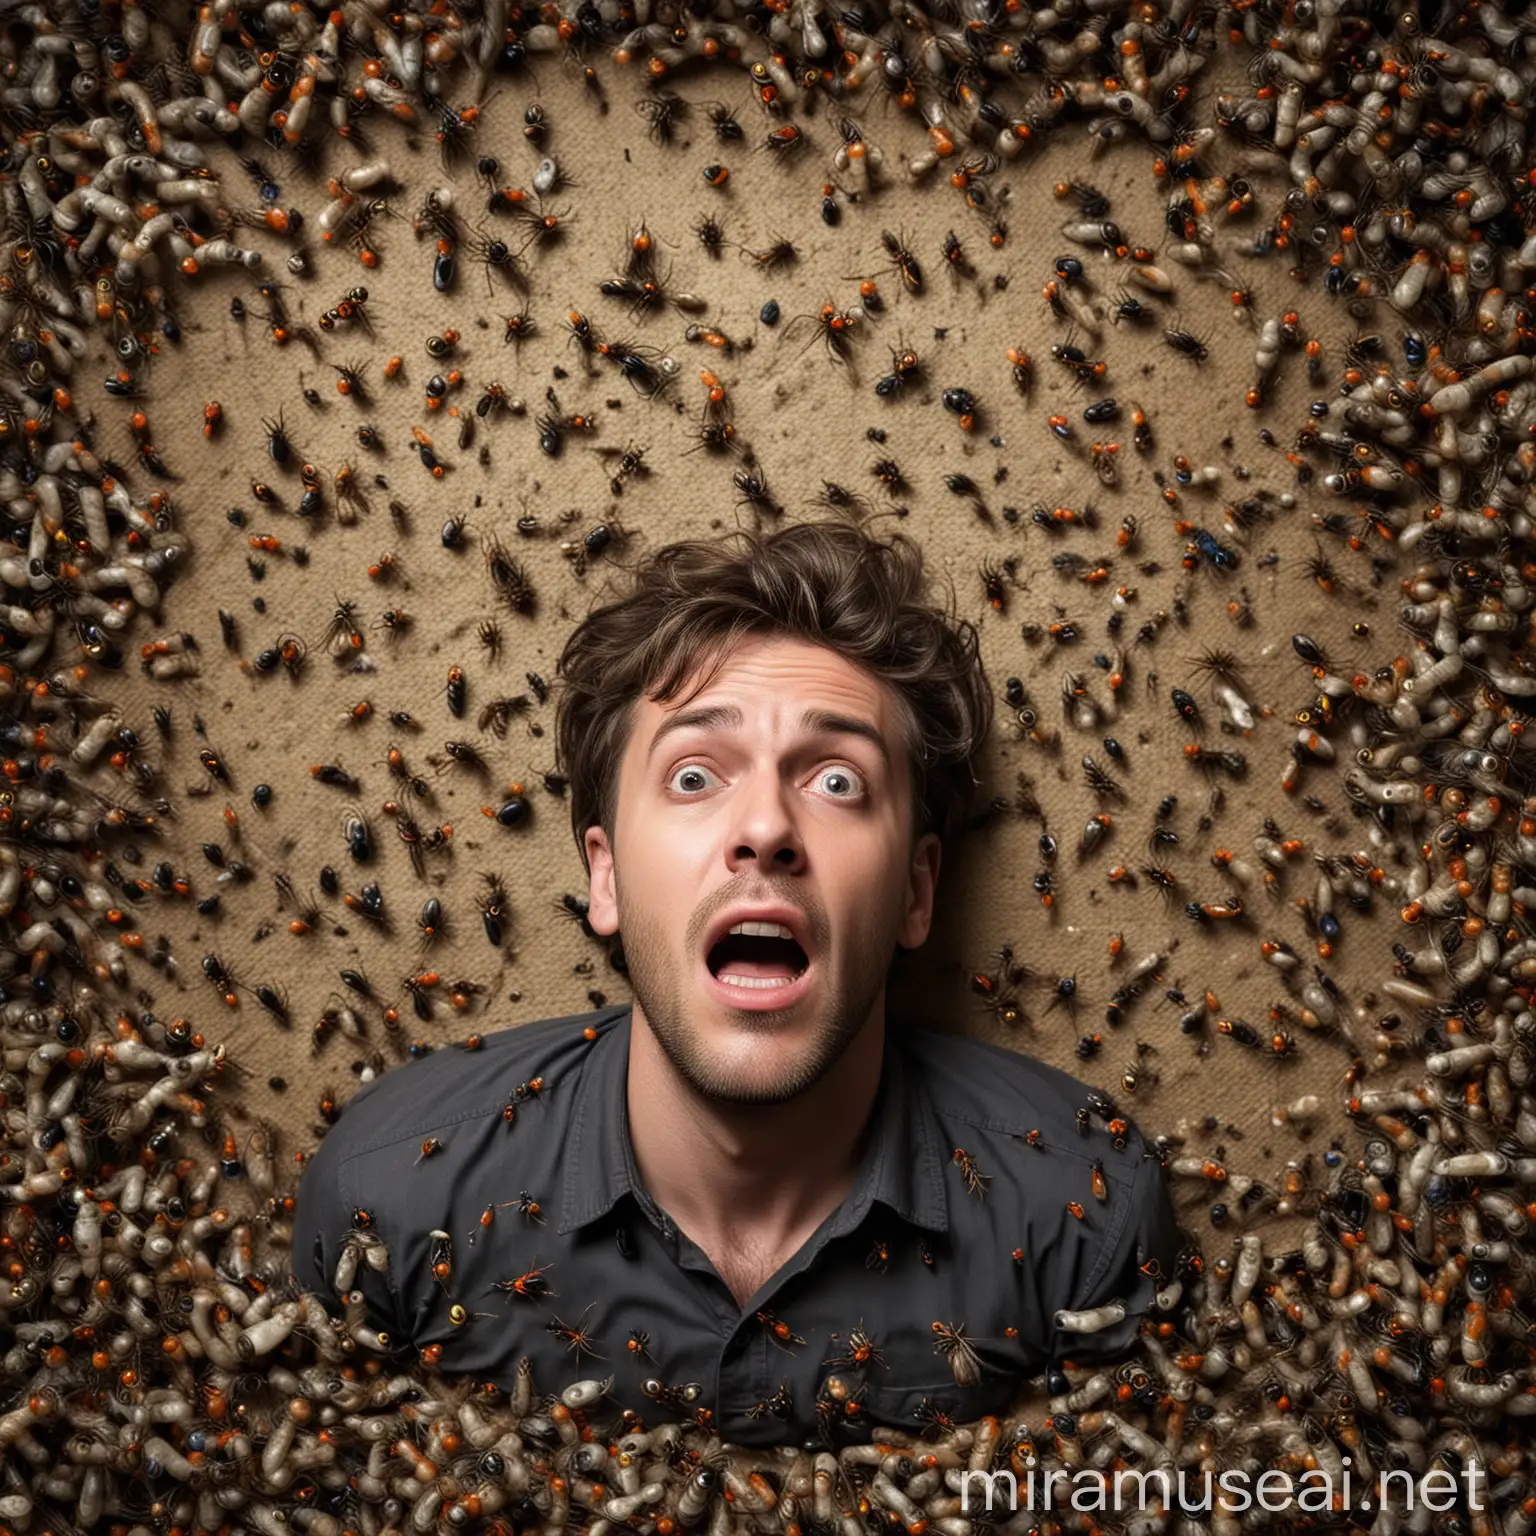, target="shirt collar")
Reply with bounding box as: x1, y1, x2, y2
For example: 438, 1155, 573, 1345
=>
557, 1008, 949, 1236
